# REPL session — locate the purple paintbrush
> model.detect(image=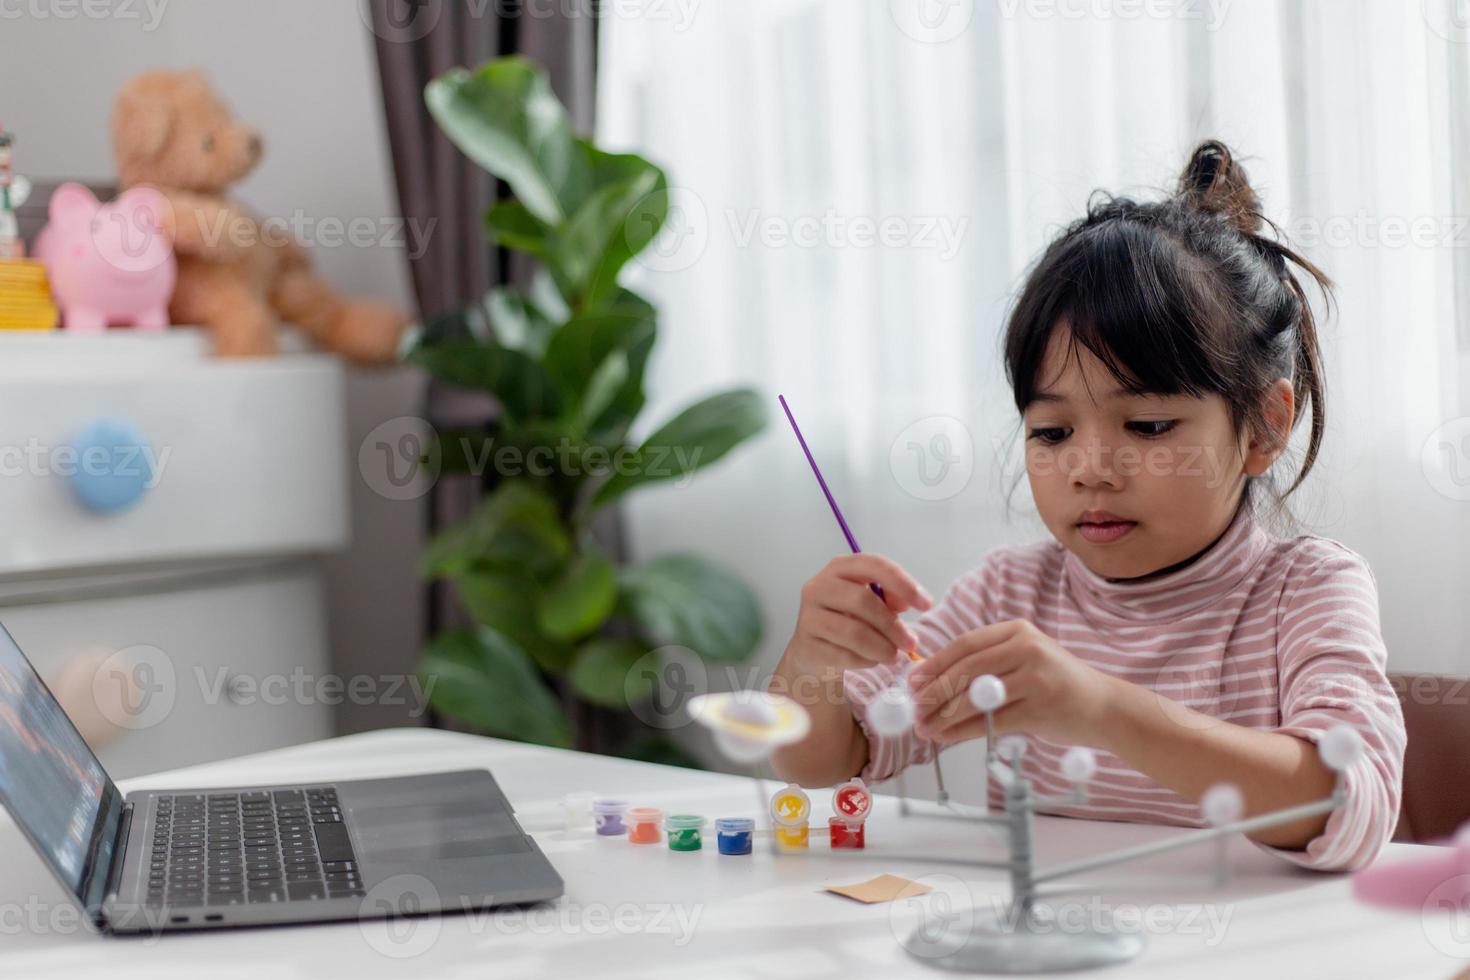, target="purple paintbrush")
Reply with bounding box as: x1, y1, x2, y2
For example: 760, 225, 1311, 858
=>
778, 394, 912, 622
